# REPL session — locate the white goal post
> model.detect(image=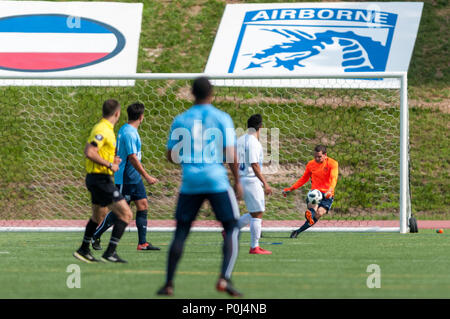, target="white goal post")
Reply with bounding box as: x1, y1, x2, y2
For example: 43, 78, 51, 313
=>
0, 72, 412, 233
